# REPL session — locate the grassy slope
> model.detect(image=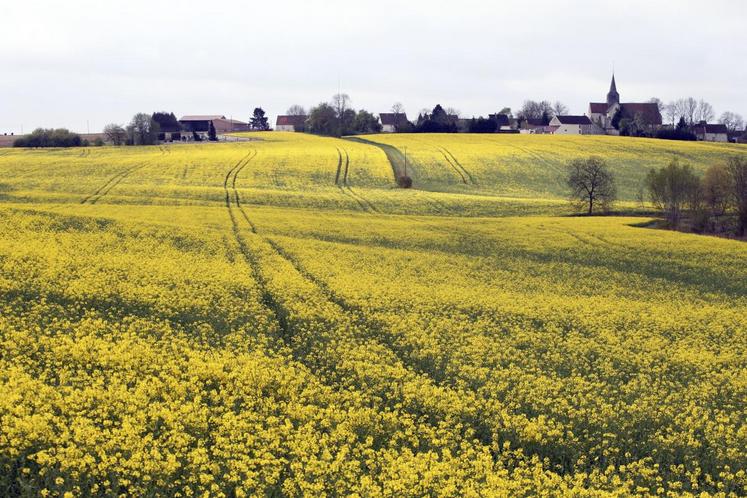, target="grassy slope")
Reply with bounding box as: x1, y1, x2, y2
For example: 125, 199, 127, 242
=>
358, 133, 747, 199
